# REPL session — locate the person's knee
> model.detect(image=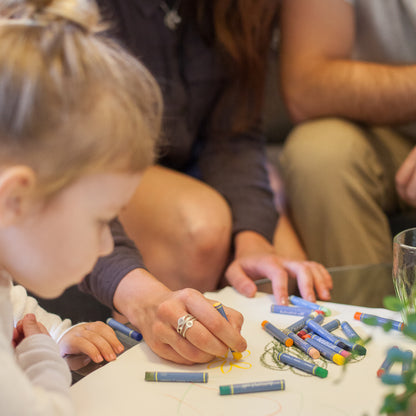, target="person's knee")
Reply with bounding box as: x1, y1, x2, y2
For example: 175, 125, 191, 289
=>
281, 118, 370, 188
178, 190, 232, 288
